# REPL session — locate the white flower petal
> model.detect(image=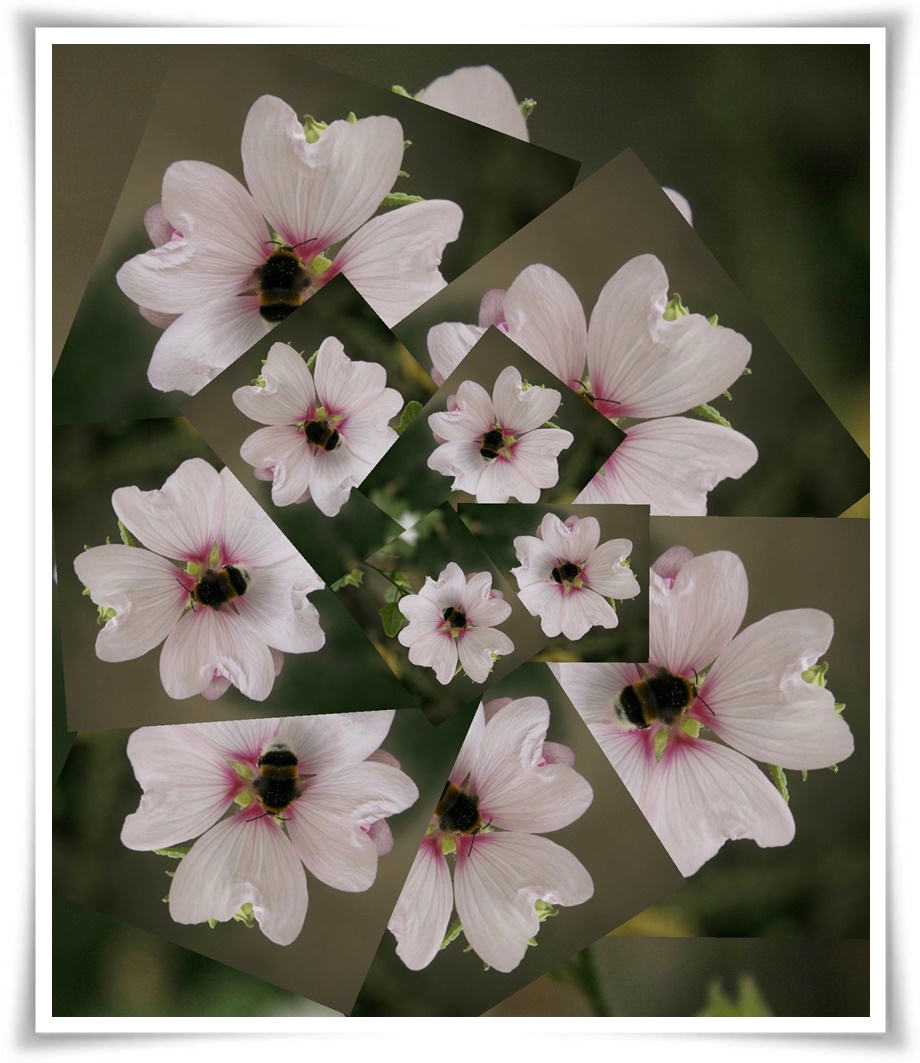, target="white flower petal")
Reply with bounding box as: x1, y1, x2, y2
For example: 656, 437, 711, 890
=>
388, 835, 454, 971
428, 378, 496, 440
701, 610, 854, 770
642, 735, 796, 877
459, 571, 512, 626
450, 706, 487, 786
419, 65, 530, 141
503, 265, 587, 391
239, 425, 315, 507
146, 294, 272, 396
664, 187, 693, 226
472, 697, 594, 833
581, 539, 641, 600
168, 814, 308, 946
406, 631, 459, 685
457, 626, 514, 683
285, 762, 418, 891
112, 458, 223, 563
428, 322, 485, 386
550, 661, 644, 733
120, 725, 236, 850
558, 587, 620, 639
236, 555, 325, 655
476, 453, 537, 503
116, 161, 269, 314
454, 831, 593, 973
508, 428, 574, 491
650, 549, 748, 675
218, 466, 305, 568
537, 512, 600, 562
242, 96, 404, 253
74, 546, 188, 662
232, 342, 316, 425
577, 418, 758, 516
587, 255, 751, 419
511, 534, 559, 587
160, 606, 277, 701
492, 365, 563, 435
335, 200, 463, 327
518, 581, 567, 637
